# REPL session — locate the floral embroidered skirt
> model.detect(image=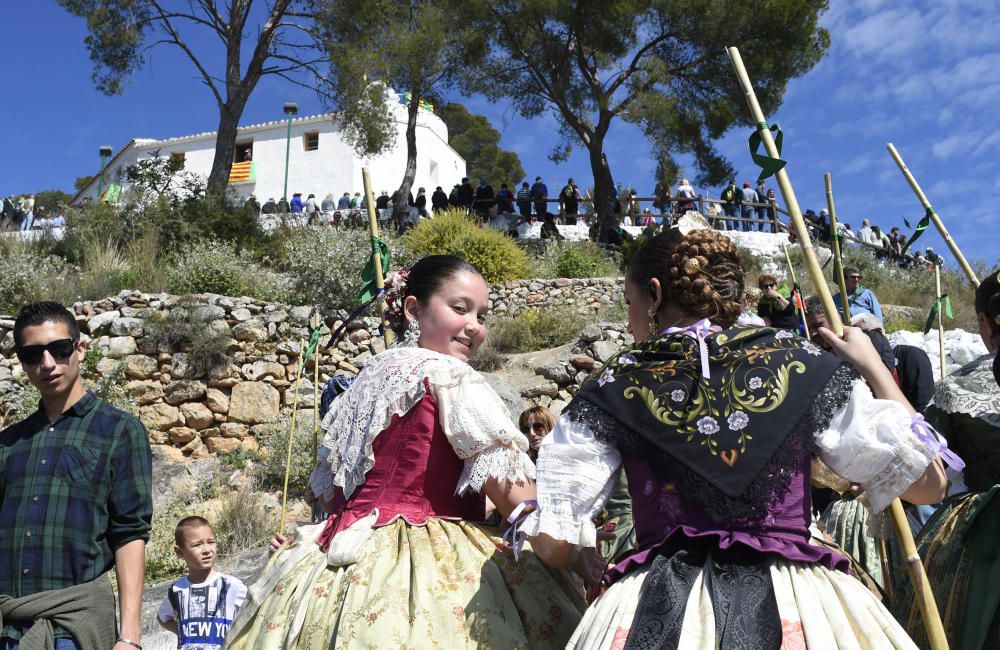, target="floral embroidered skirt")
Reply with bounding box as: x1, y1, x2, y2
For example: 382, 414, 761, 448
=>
569, 545, 916, 649
821, 497, 886, 589
225, 517, 584, 649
